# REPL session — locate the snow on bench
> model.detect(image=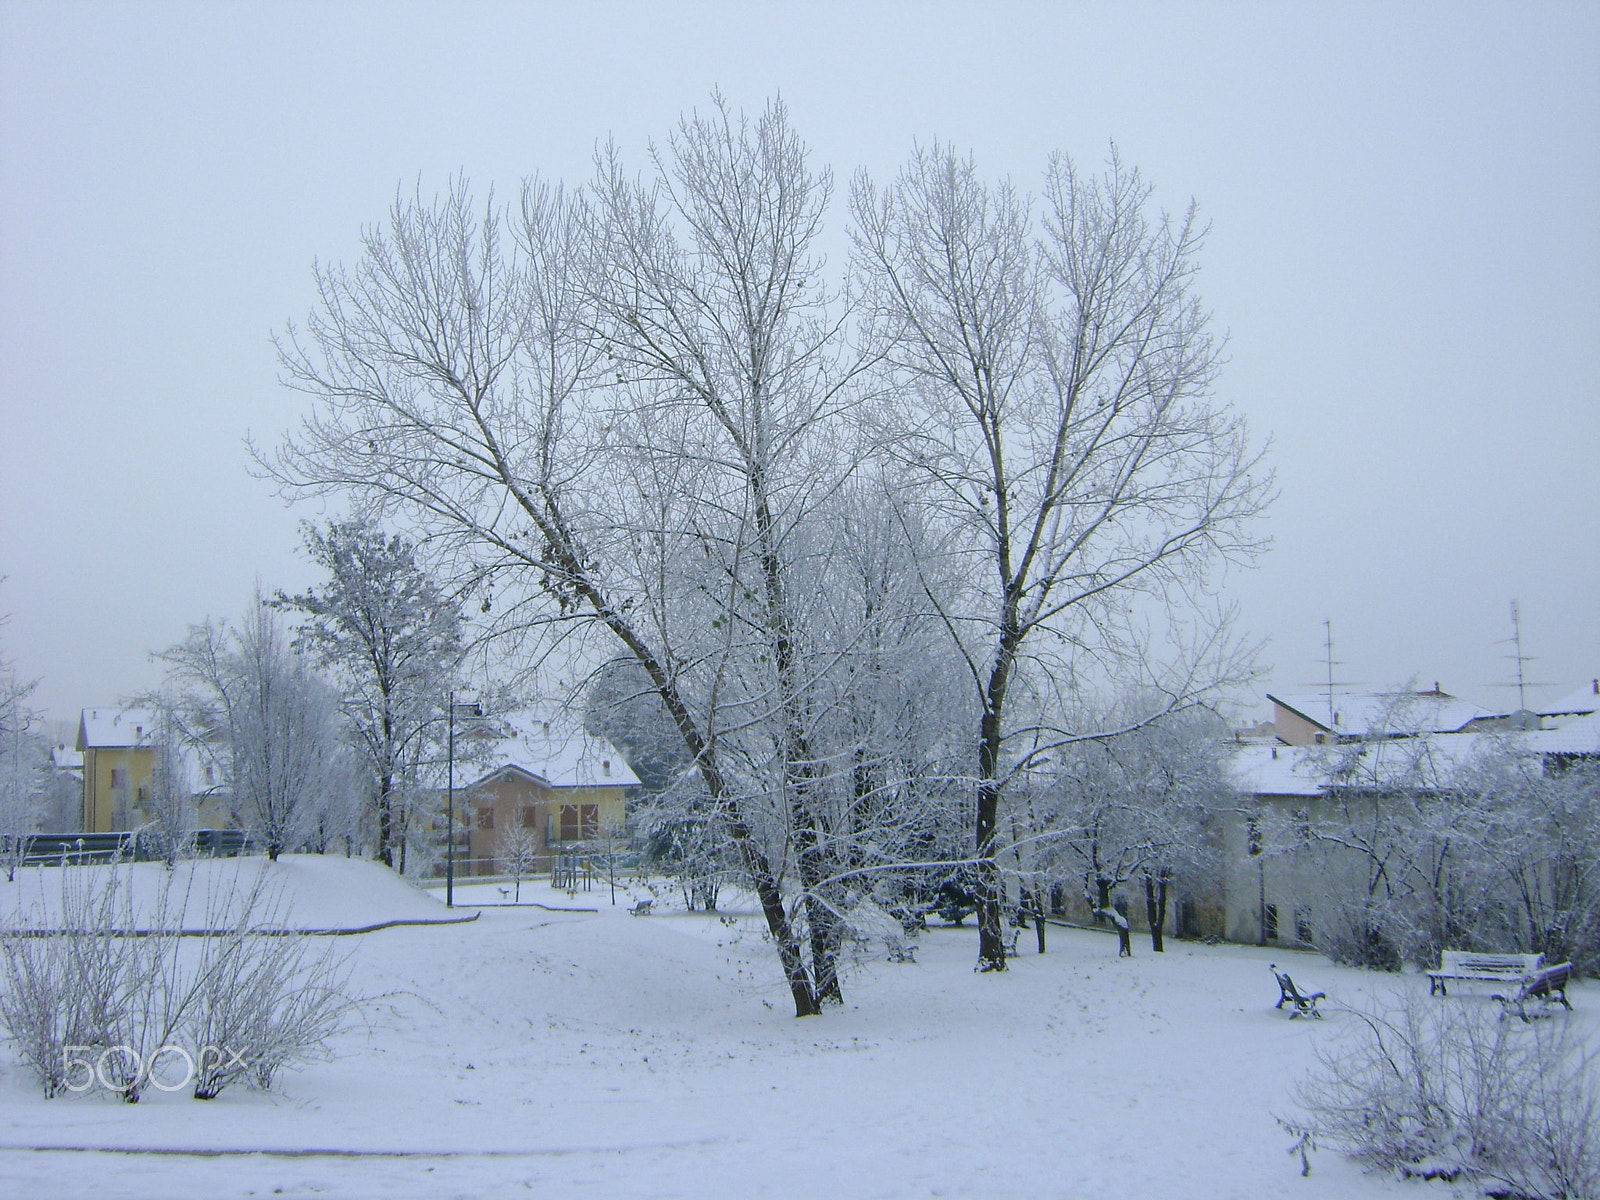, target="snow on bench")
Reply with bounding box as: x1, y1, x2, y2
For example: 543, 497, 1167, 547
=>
1427, 950, 1545, 996
1270, 964, 1324, 1019
1493, 962, 1575, 1022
